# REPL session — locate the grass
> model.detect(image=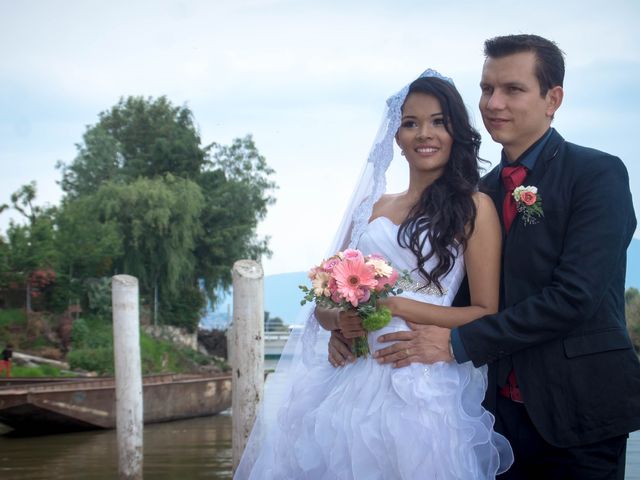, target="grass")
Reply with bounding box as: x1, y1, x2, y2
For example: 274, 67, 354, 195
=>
0, 308, 26, 328
139, 329, 224, 374
68, 315, 227, 375
0, 309, 59, 353
0, 308, 228, 376
10, 364, 77, 377
0, 309, 27, 344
